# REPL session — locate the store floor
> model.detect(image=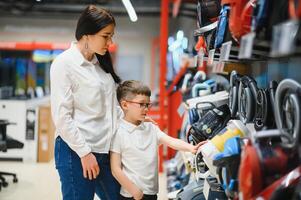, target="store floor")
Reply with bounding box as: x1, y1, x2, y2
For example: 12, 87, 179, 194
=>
0, 161, 168, 200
